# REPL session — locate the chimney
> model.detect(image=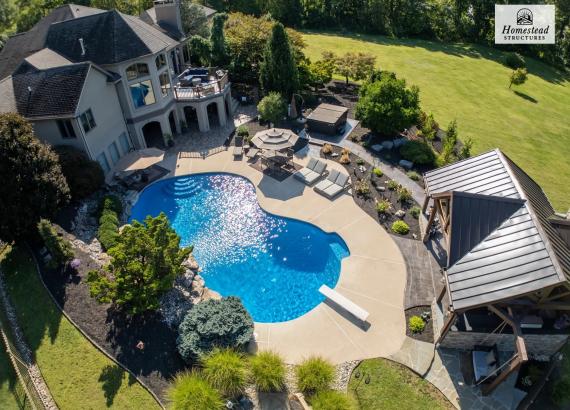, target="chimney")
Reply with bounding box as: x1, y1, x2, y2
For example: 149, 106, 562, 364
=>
154, 0, 183, 36
550, 209, 570, 248
79, 38, 86, 56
